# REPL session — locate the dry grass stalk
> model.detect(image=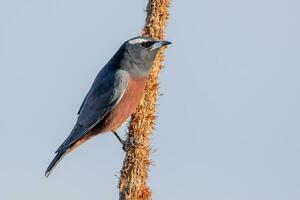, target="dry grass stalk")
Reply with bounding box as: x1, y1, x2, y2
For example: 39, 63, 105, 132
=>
118, 0, 170, 200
